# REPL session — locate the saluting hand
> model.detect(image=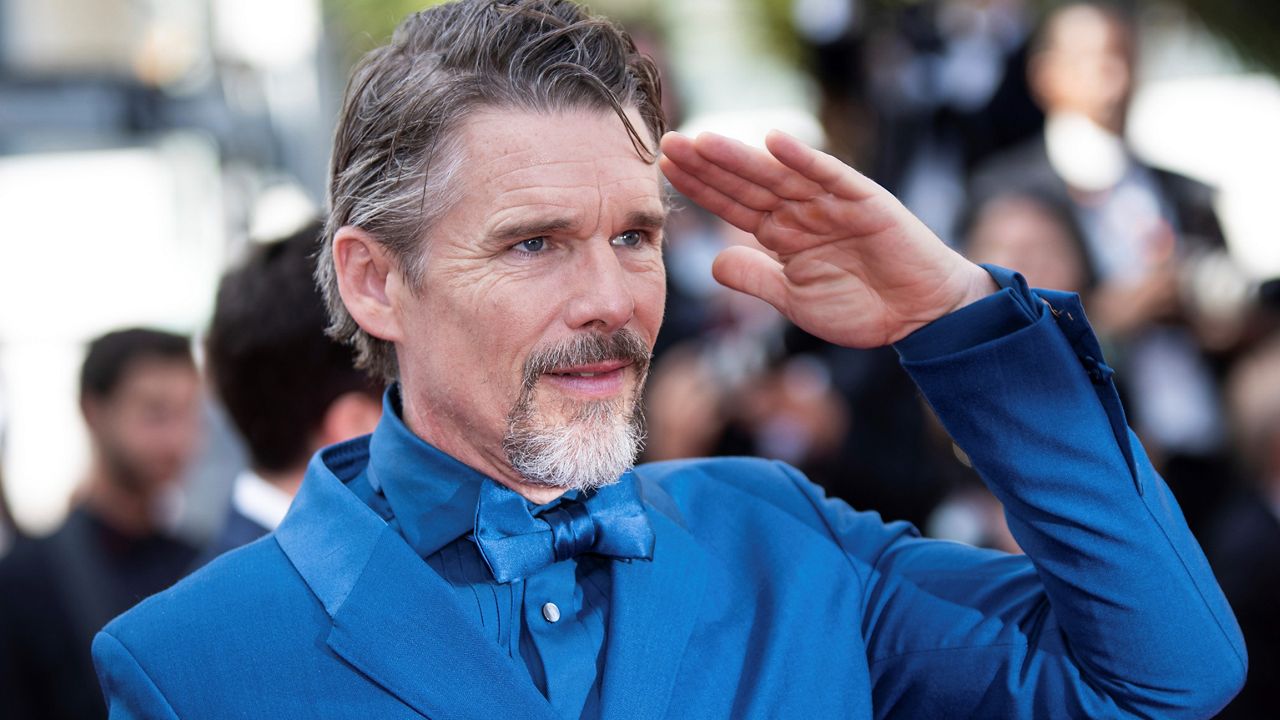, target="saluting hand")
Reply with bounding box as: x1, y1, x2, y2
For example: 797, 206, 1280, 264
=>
659, 130, 997, 349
